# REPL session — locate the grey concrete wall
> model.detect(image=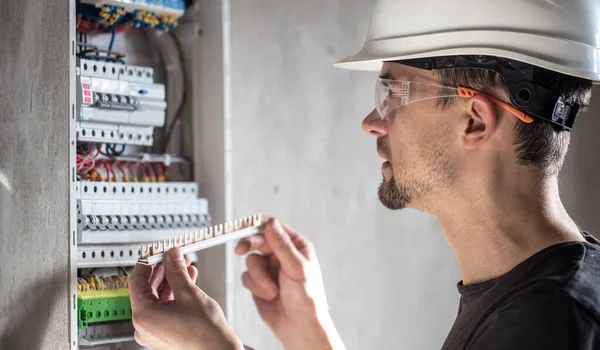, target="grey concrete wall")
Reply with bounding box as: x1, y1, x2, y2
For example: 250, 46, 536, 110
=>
229, 1, 460, 349
0, 0, 71, 349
